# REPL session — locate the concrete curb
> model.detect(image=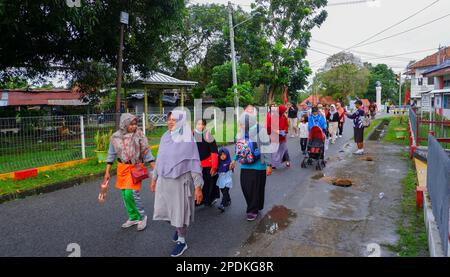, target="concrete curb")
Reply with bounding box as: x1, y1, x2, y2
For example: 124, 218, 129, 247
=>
0, 169, 116, 205
423, 192, 449, 256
